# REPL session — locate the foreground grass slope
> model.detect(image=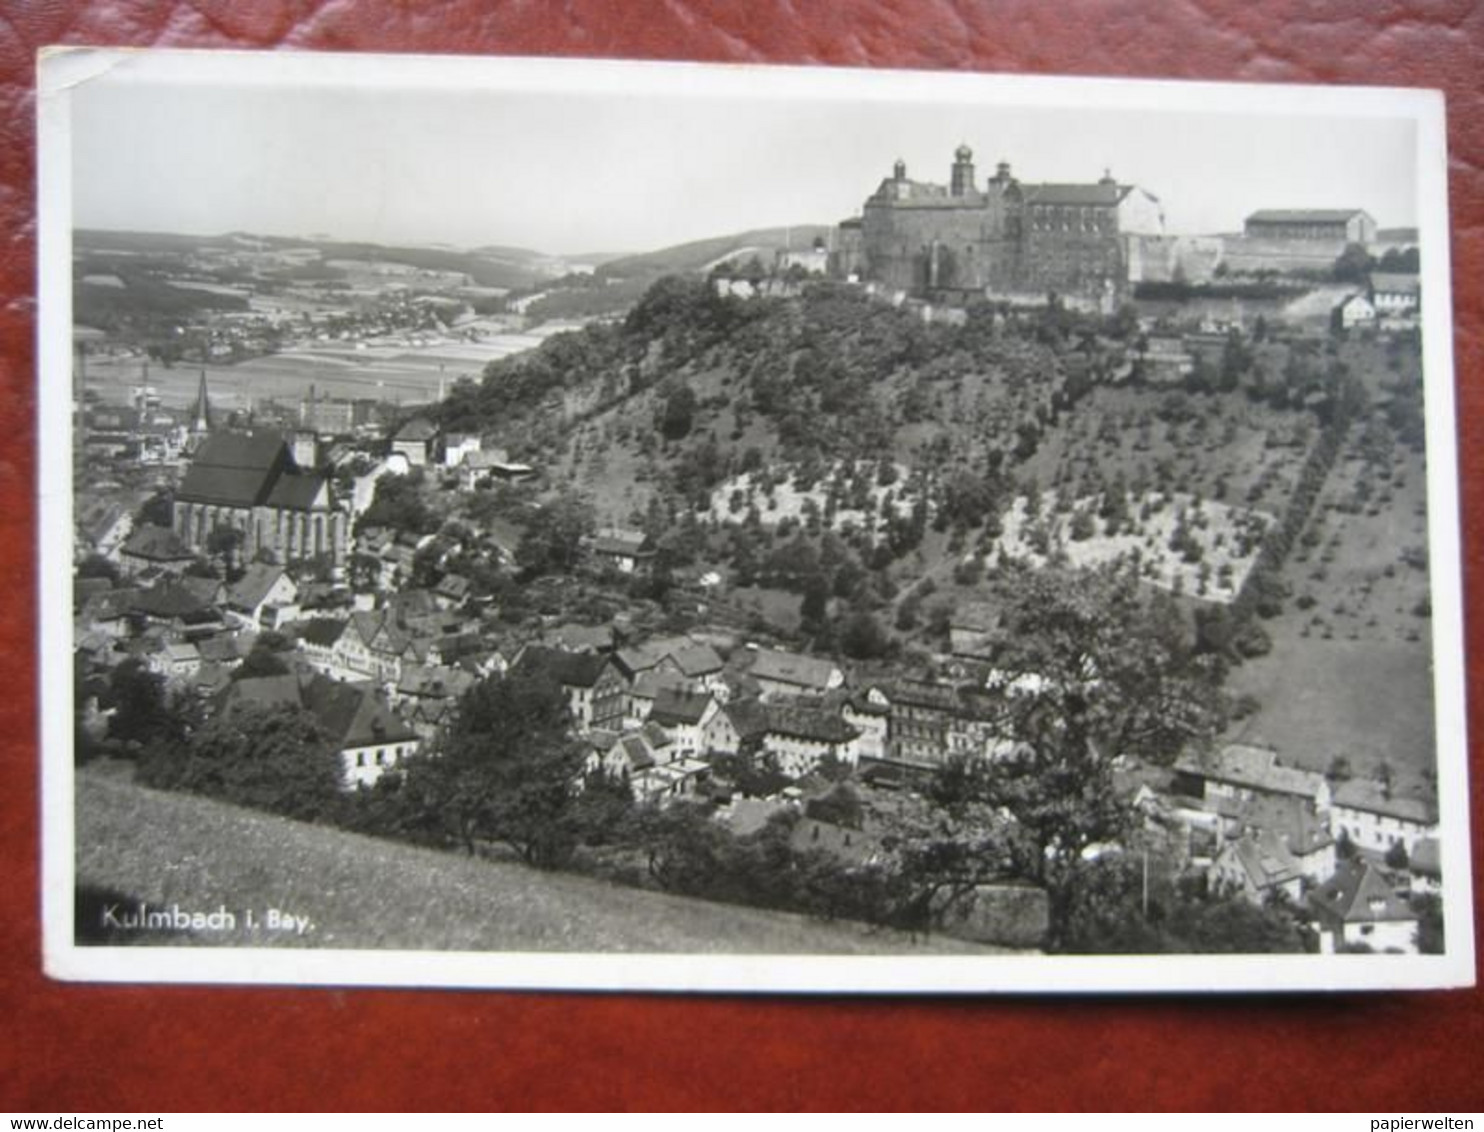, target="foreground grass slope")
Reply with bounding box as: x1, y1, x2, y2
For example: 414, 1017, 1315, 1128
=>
75, 771, 993, 955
